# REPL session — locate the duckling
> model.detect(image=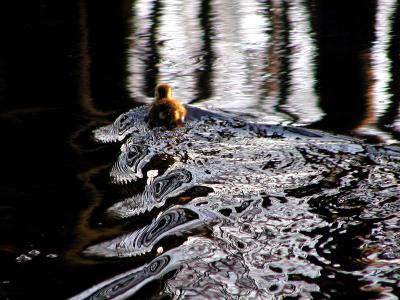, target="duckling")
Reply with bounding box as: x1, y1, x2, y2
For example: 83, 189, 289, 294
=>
148, 83, 187, 129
